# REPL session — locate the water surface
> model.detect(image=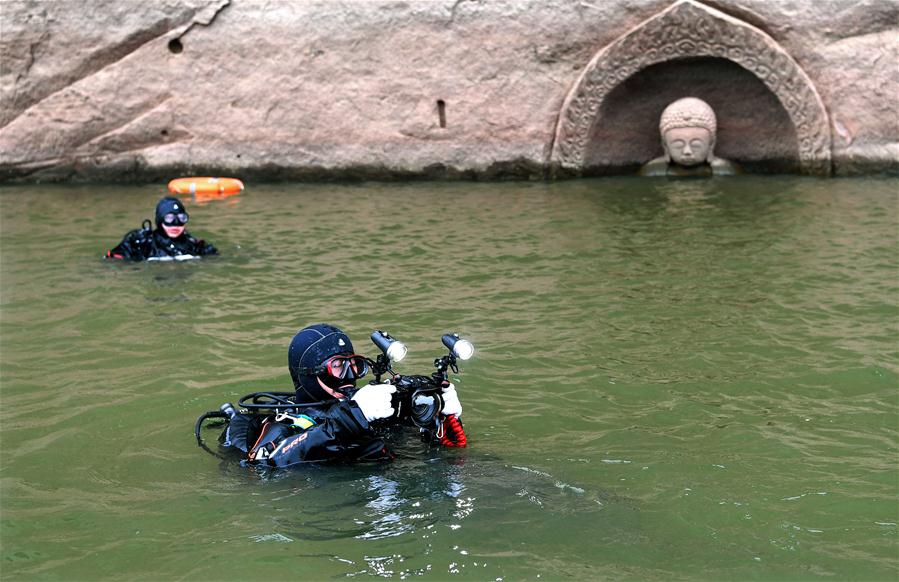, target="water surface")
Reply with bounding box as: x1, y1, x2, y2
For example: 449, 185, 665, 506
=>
1, 177, 897, 580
